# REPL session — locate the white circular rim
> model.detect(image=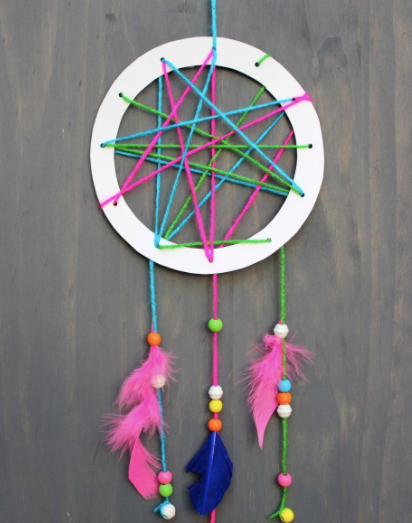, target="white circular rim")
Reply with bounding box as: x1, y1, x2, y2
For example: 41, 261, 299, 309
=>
90, 37, 324, 275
